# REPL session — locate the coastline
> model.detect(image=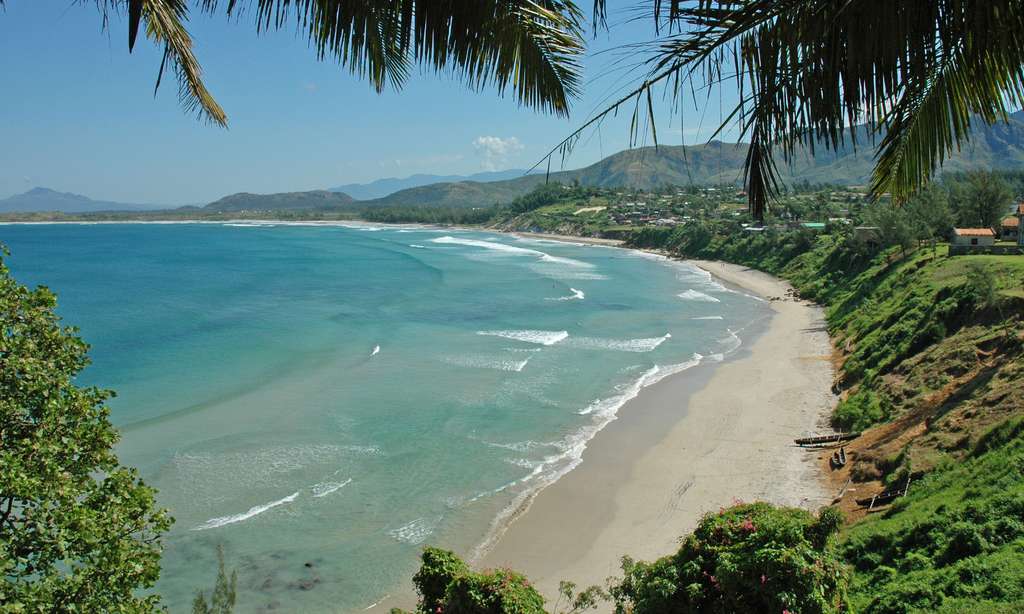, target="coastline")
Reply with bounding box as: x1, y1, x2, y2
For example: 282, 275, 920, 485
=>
11, 219, 836, 610
477, 254, 836, 606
